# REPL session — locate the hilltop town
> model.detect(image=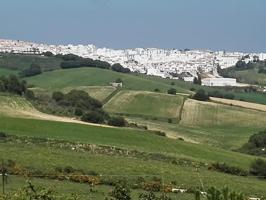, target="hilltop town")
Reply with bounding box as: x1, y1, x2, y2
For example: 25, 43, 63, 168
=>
1, 39, 266, 82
